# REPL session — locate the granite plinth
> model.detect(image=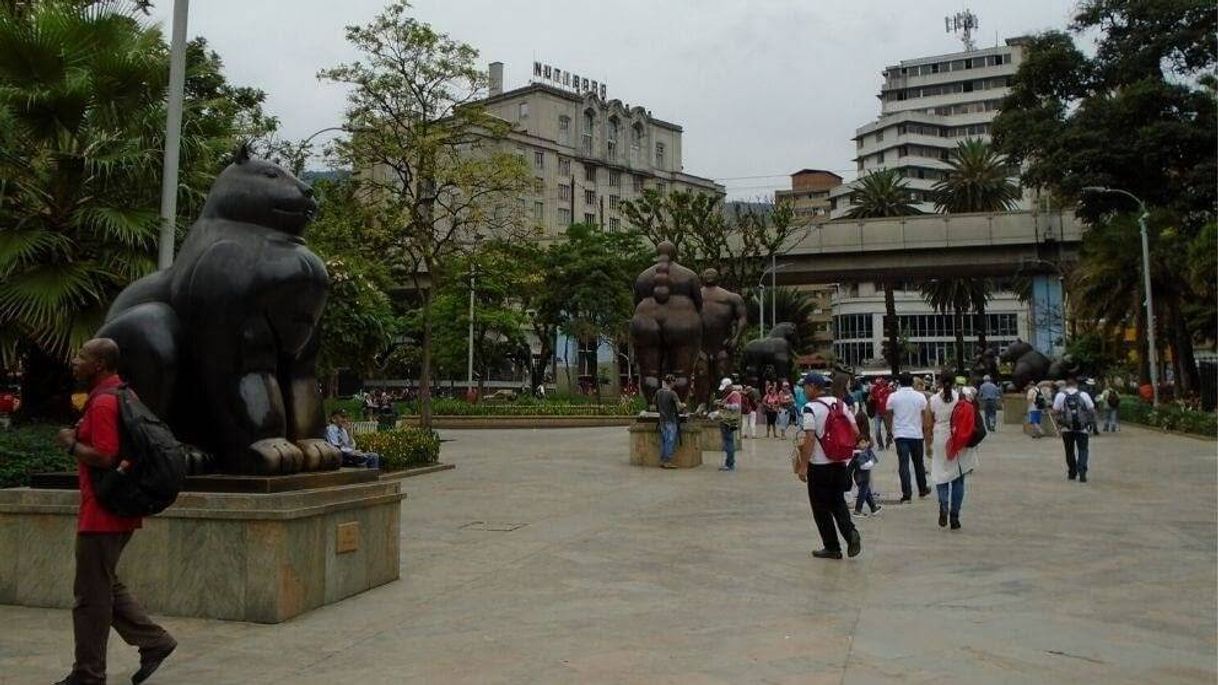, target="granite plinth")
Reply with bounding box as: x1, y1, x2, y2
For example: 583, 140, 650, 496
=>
0, 479, 404, 623
698, 418, 741, 452
628, 419, 702, 468
29, 467, 379, 493
1005, 395, 1059, 436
